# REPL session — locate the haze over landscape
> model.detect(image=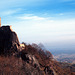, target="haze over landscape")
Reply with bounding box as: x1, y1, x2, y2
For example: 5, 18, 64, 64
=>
0, 0, 75, 52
